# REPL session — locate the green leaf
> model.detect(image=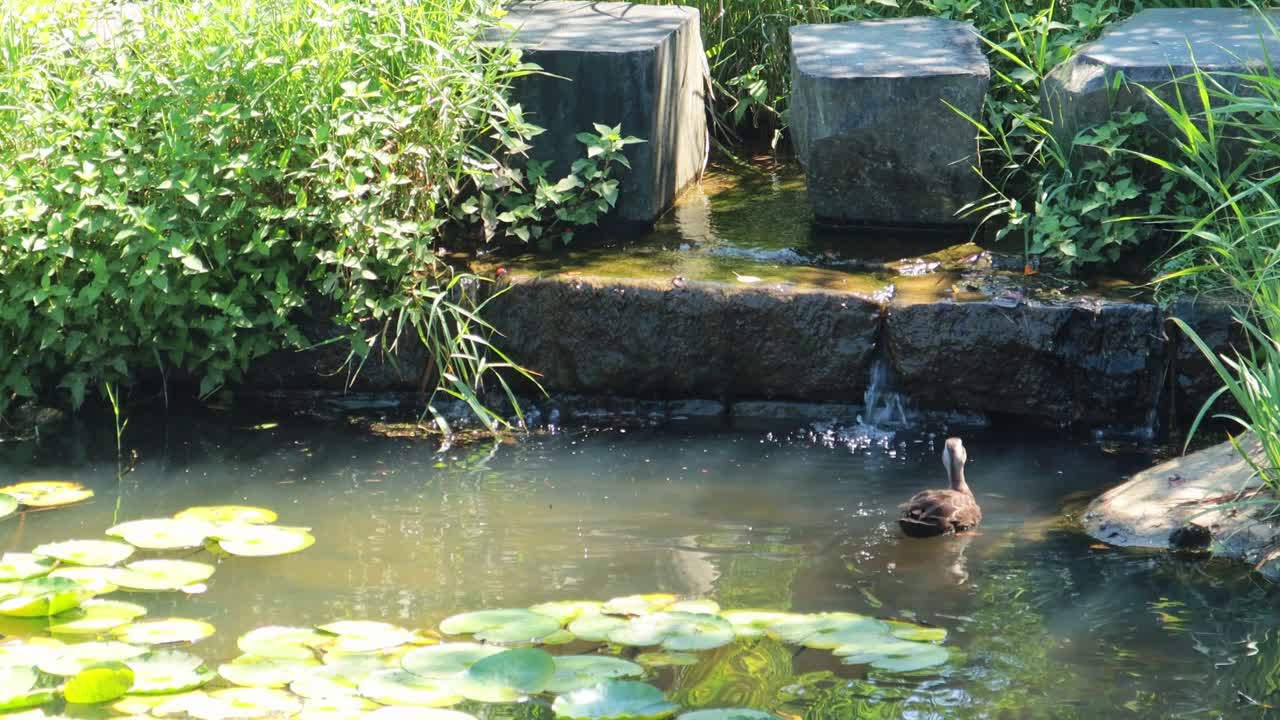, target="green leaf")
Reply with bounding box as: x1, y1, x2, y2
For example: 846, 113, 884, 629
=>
454, 648, 555, 702
64, 661, 135, 704
551, 680, 678, 720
